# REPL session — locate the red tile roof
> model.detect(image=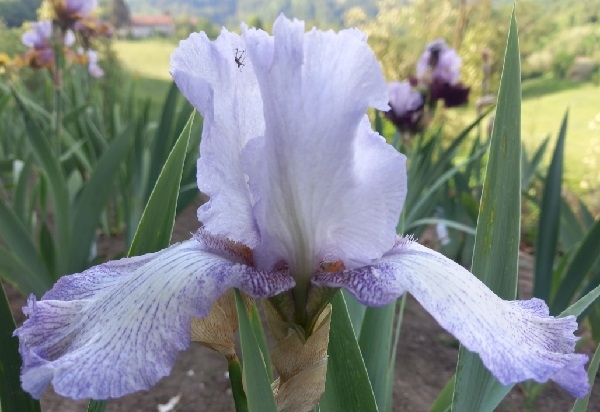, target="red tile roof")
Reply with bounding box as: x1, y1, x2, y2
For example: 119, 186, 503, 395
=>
131, 15, 174, 27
